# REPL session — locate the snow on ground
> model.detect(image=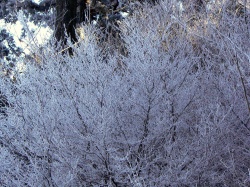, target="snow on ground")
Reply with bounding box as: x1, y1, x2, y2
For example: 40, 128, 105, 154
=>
33, 0, 42, 4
